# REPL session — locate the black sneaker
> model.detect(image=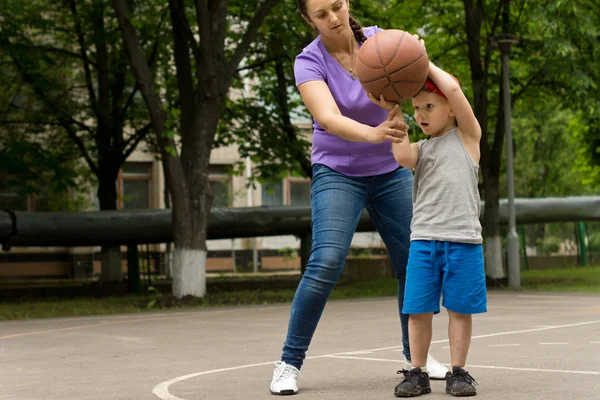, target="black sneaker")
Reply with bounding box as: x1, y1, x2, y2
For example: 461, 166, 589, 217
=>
445, 366, 478, 397
394, 367, 432, 397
